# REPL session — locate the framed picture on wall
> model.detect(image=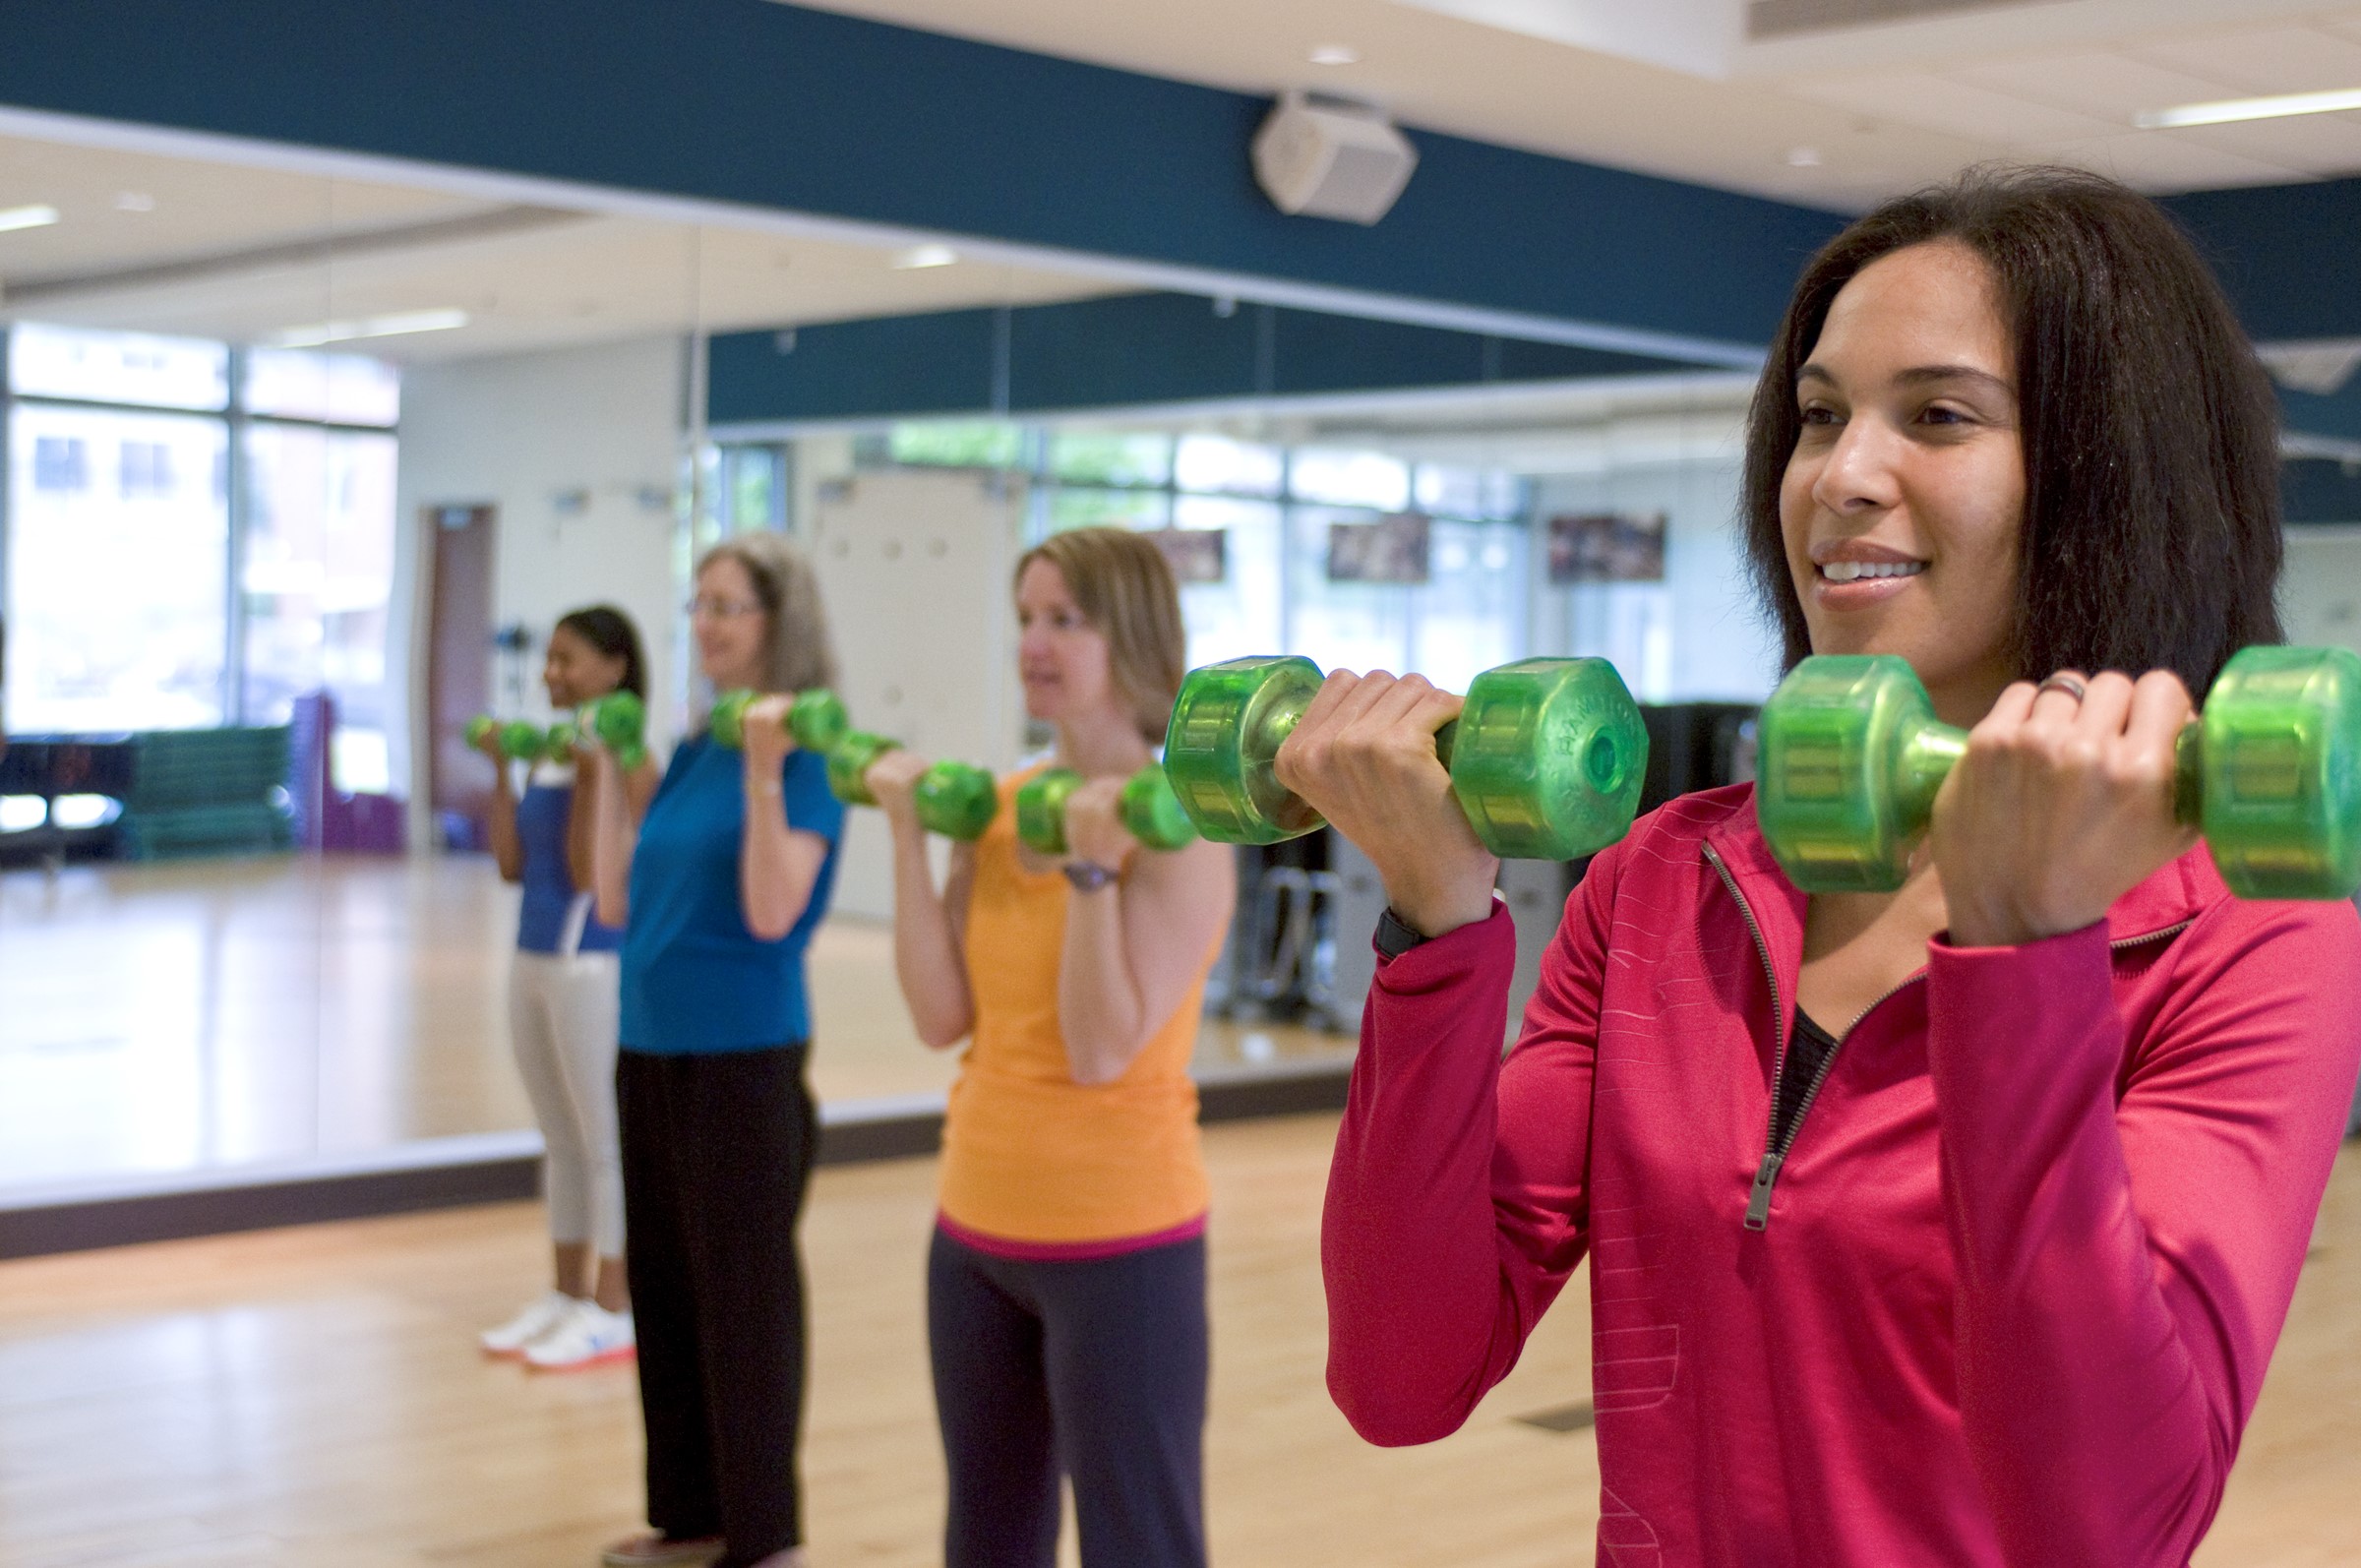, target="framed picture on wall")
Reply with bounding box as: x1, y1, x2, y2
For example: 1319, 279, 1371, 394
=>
1328, 512, 1431, 584
1547, 511, 1666, 583
1147, 527, 1228, 584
